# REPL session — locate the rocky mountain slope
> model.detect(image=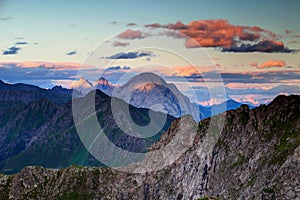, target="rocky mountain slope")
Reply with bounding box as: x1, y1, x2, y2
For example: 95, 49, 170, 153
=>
0, 94, 299, 199
0, 90, 174, 174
